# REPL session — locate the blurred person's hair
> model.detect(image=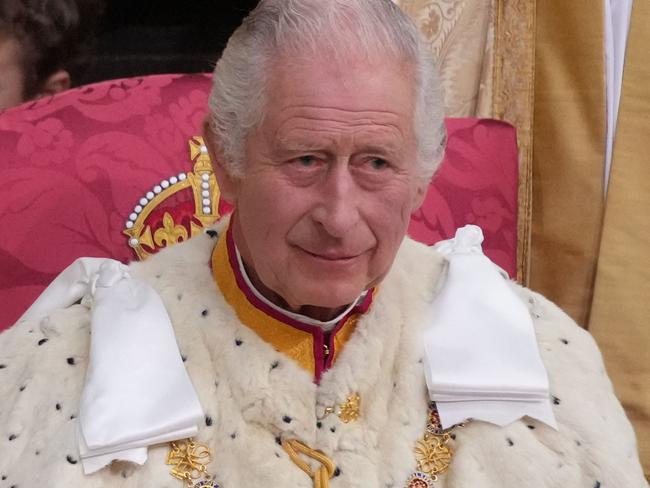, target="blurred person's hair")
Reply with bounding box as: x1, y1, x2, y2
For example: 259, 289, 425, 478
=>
0, 0, 104, 99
